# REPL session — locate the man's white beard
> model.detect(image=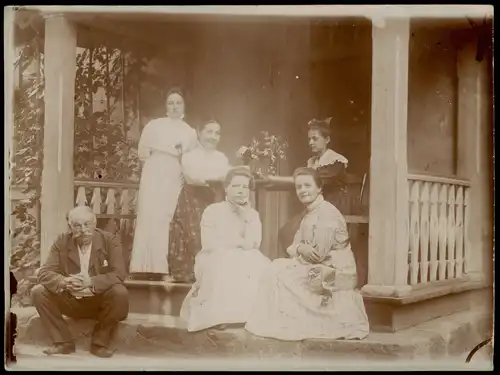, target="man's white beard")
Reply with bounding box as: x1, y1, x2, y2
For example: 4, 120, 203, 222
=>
76, 235, 92, 245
